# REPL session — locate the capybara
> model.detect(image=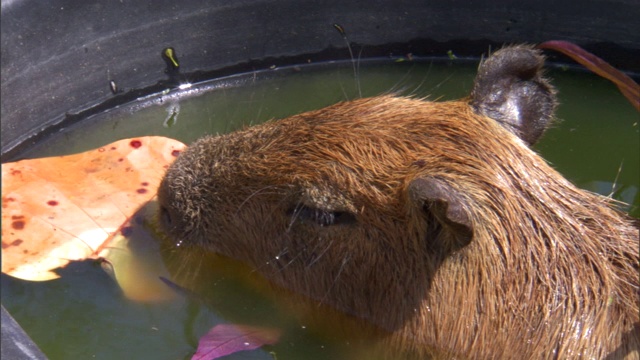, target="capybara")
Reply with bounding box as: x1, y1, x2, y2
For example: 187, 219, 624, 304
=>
157, 45, 639, 359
